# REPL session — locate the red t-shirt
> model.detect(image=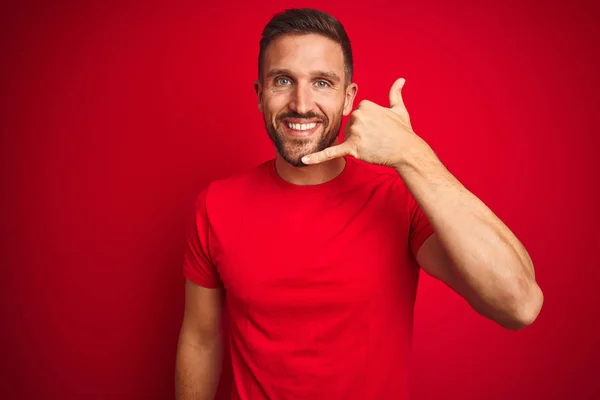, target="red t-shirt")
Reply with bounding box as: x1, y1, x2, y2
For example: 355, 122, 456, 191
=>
183, 155, 434, 400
